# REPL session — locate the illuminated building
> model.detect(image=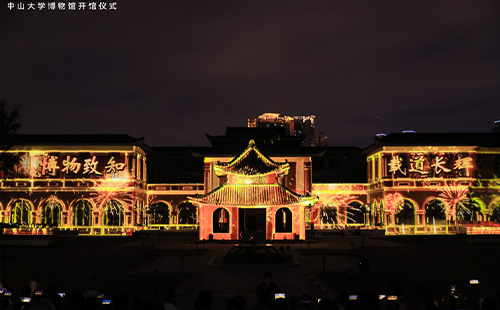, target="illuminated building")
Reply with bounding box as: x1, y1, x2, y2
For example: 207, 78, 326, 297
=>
493, 120, 500, 133
189, 140, 318, 240
206, 127, 305, 149
247, 113, 295, 135
247, 113, 326, 147
1, 131, 500, 237
364, 132, 500, 235
314, 131, 328, 147
0, 135, 150, 235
